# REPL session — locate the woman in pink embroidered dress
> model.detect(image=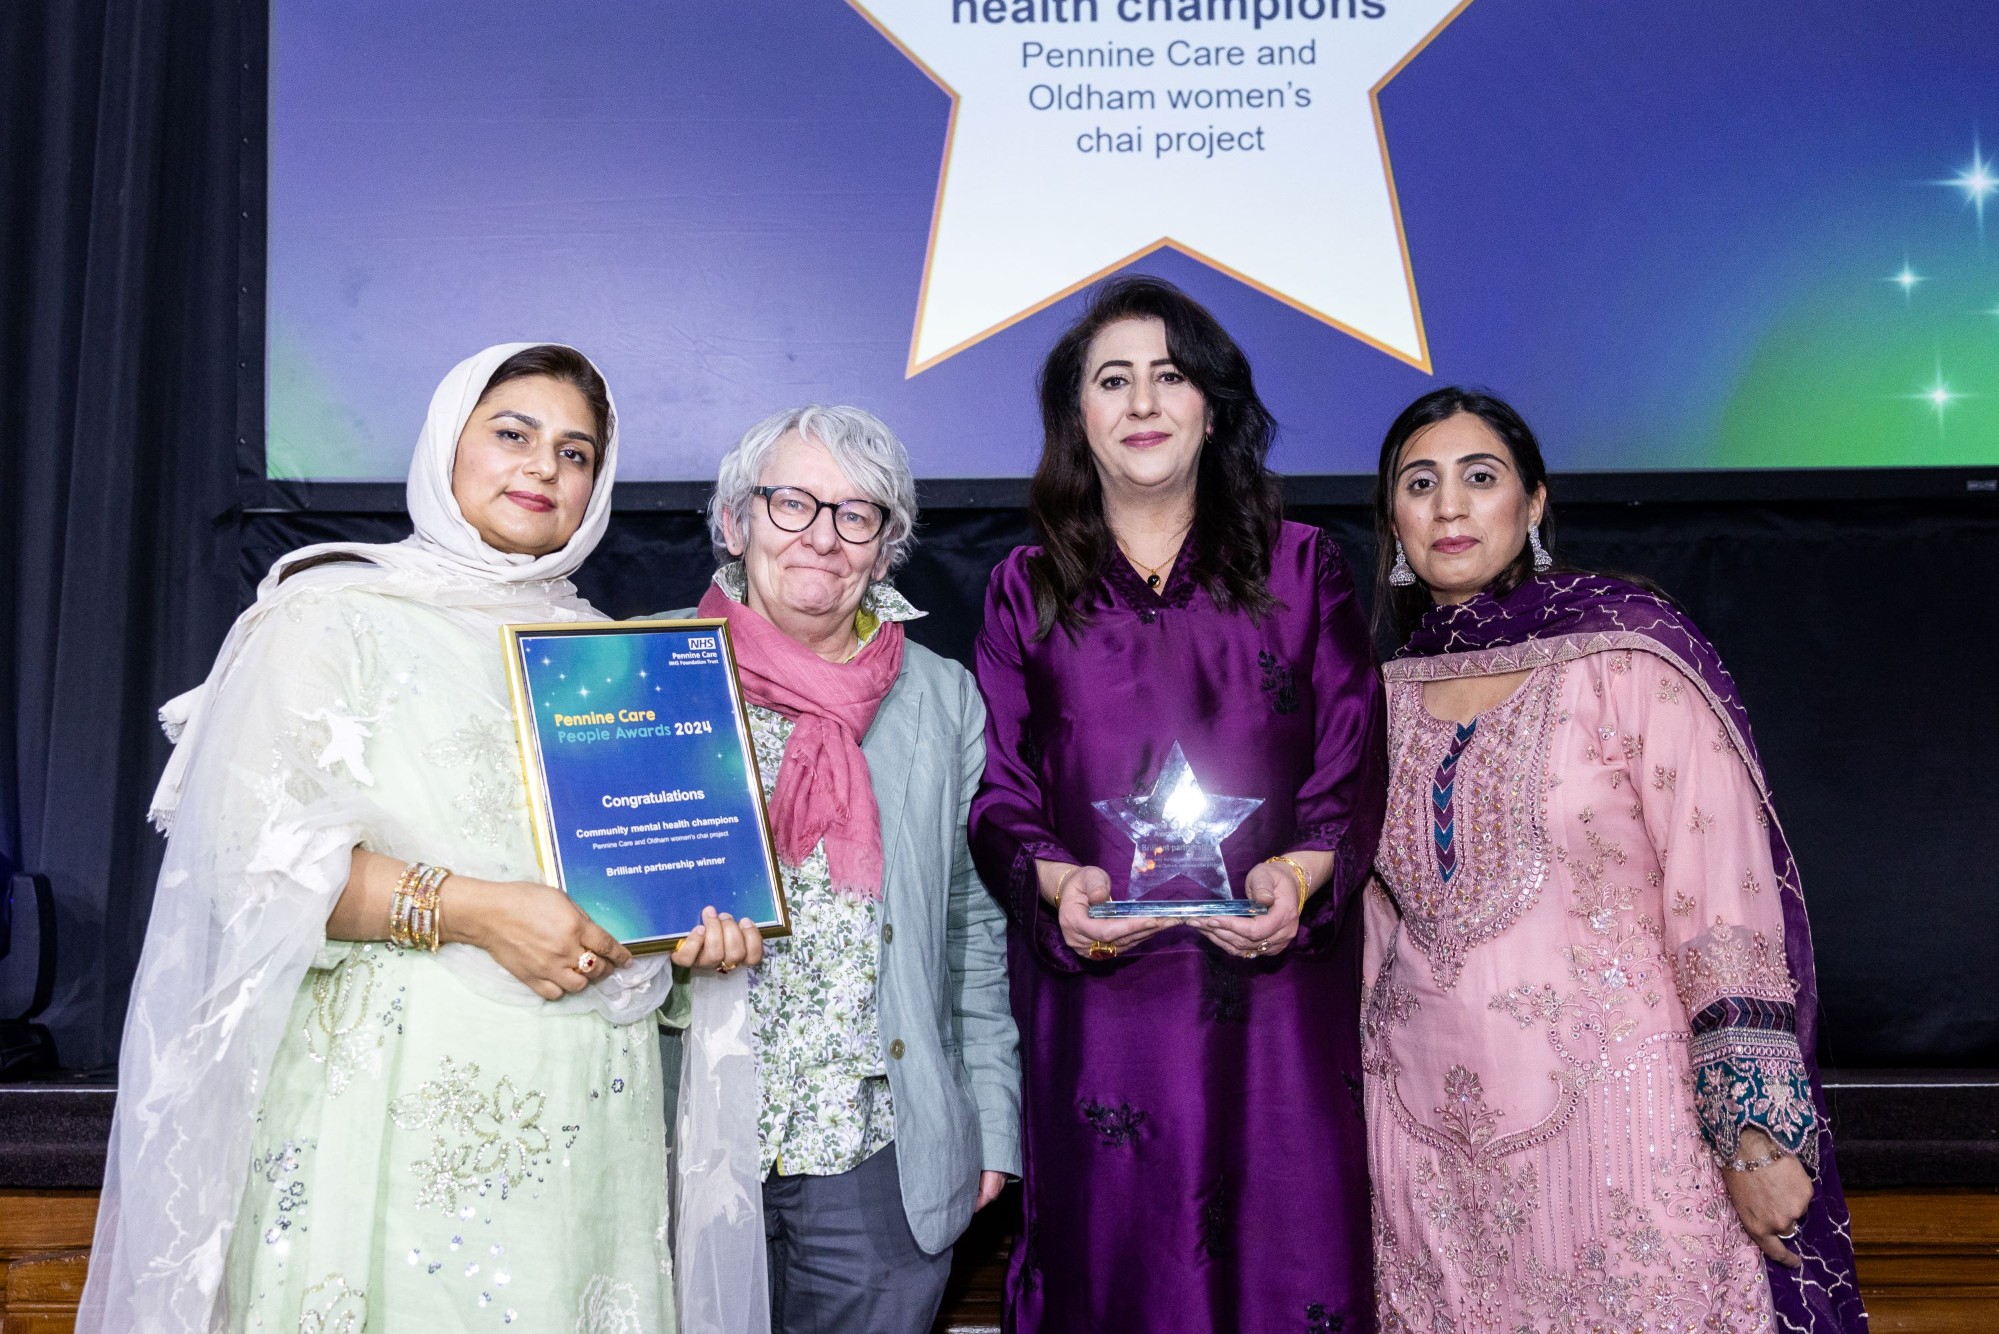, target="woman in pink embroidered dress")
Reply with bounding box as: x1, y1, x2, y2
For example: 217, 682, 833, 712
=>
1361, 389, 1865, 1334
